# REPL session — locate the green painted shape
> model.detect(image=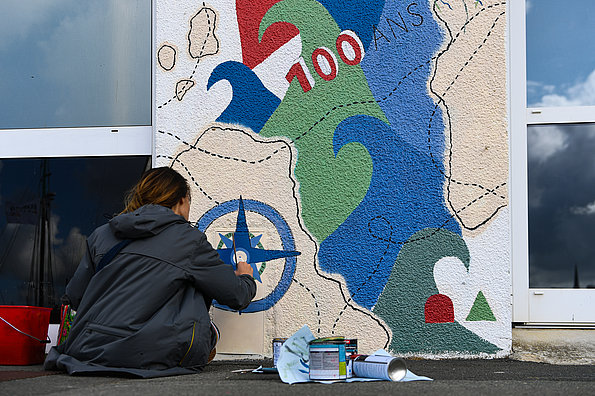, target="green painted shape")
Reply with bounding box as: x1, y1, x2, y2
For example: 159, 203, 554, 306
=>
466, 291, 496, 321
259, 0, 388, 242
373, 228, 499, 354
